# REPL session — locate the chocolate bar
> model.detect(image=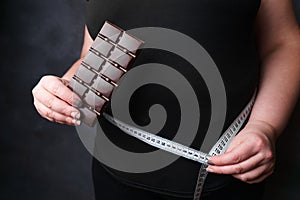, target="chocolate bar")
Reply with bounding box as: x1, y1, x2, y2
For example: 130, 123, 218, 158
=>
68, 21, 144, 126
